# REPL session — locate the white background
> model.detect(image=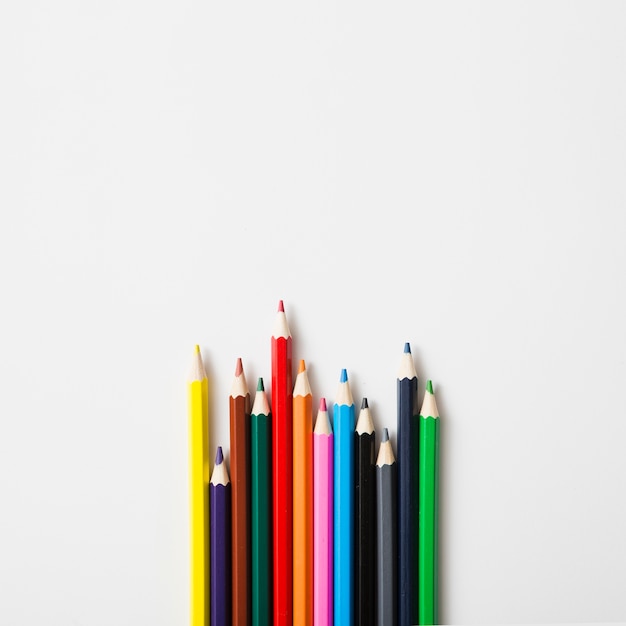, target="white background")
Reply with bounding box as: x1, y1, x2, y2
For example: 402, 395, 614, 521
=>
1, 2, 625, 624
